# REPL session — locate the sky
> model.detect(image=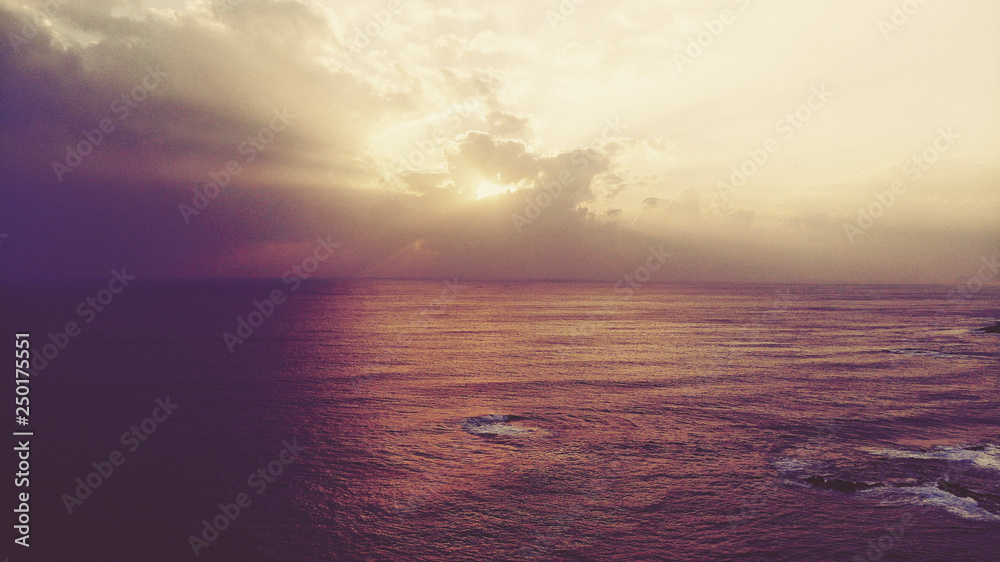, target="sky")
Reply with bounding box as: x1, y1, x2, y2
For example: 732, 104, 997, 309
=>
1, 0, 998, 283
